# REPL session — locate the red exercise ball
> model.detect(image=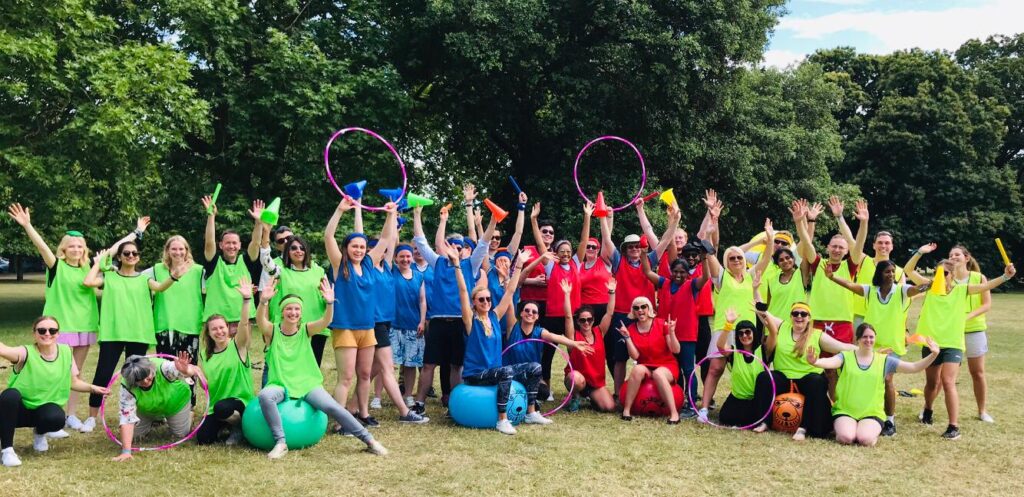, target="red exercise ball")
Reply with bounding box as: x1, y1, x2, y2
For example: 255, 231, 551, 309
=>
618, 378, 684, 417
